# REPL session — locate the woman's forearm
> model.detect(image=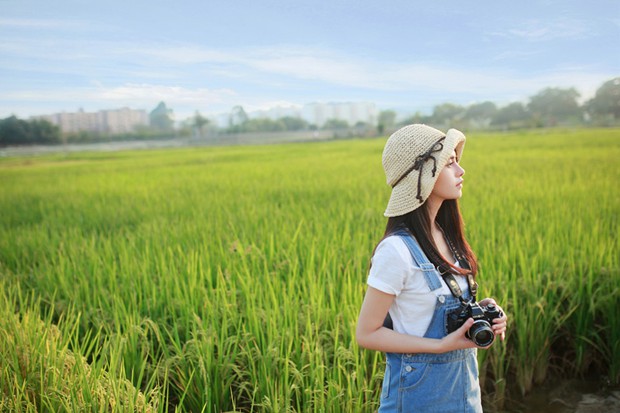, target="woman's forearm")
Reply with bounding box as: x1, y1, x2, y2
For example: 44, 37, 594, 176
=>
356, 316, 476, 354
356, 326, 444, 353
